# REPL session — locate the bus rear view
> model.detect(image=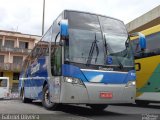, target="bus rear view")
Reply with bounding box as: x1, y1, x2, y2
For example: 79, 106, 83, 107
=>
19, 10, 136, 110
